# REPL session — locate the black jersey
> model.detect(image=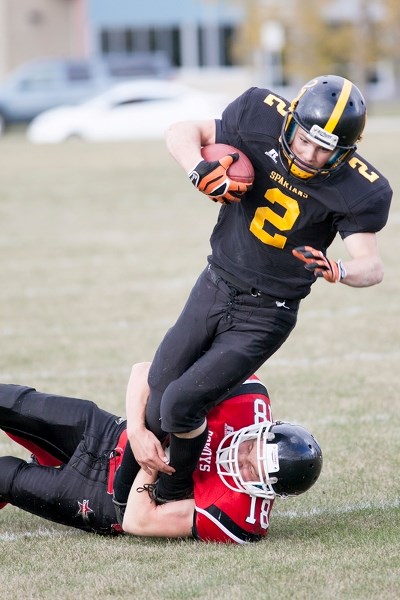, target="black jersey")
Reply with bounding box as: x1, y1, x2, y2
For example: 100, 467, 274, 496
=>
211, 87, 392, 299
